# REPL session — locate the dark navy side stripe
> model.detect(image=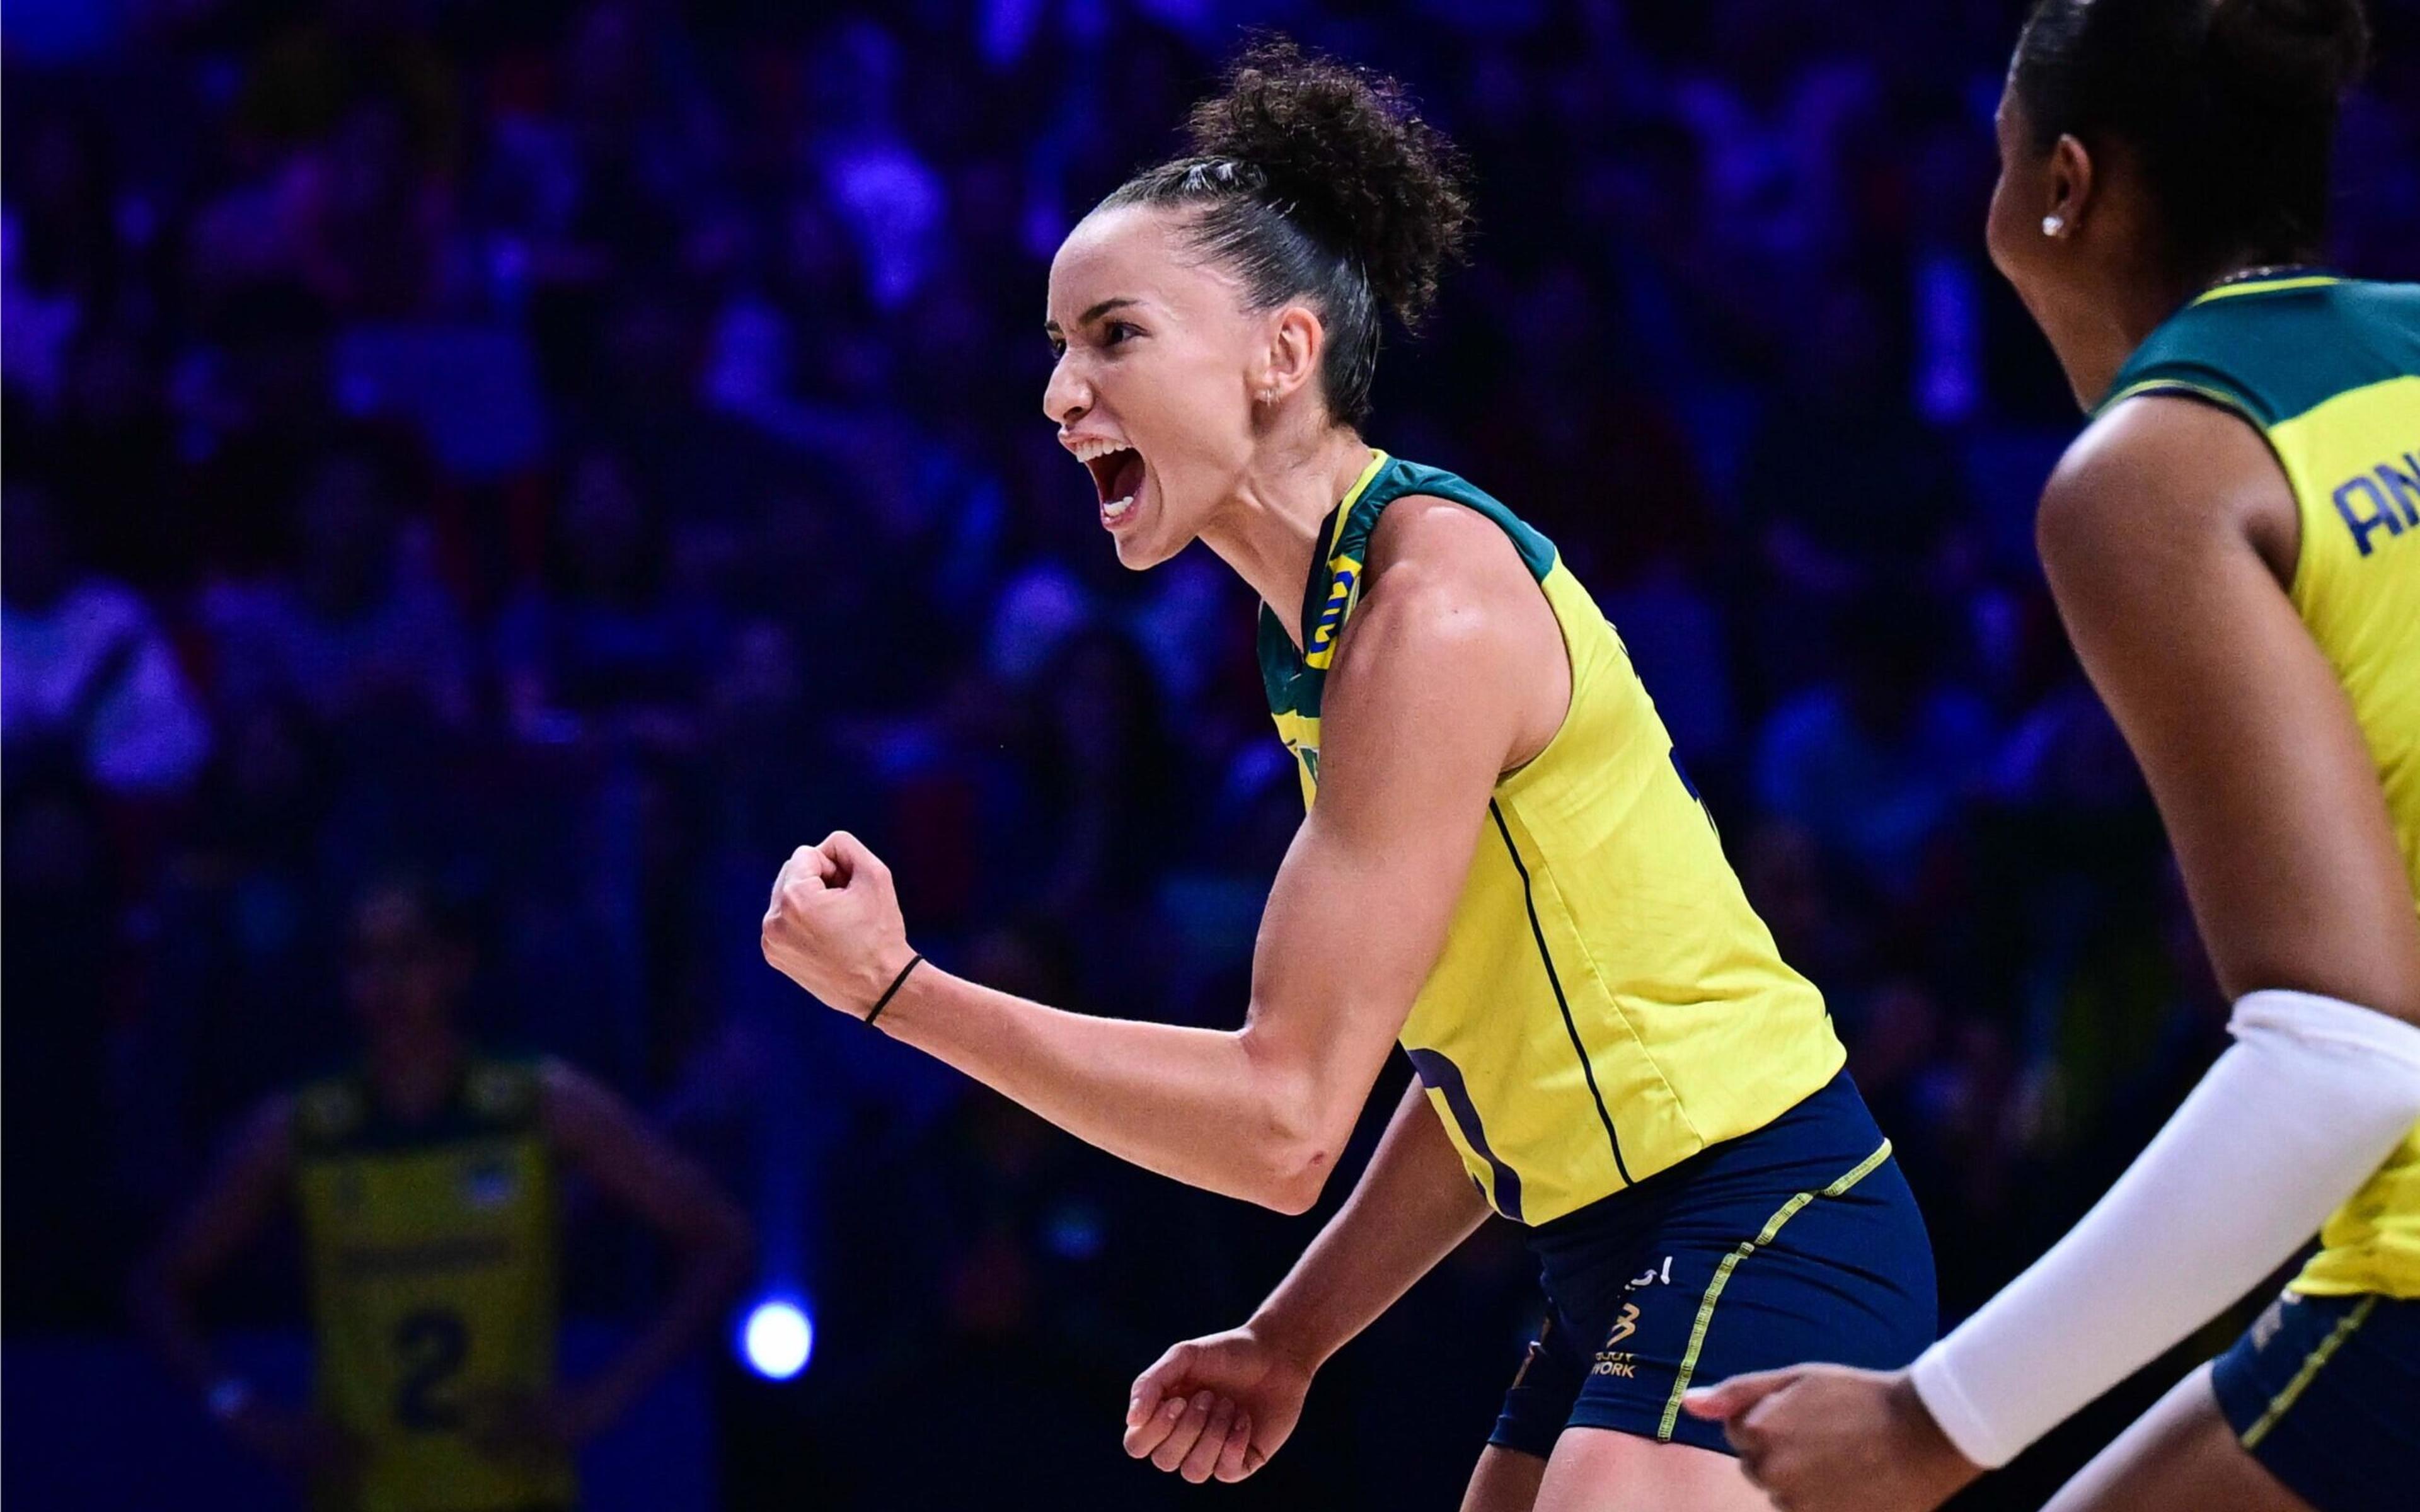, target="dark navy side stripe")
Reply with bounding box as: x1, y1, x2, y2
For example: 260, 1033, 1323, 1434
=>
1490, 801, 1633, 1186
1406, 1048, 1523, 1222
